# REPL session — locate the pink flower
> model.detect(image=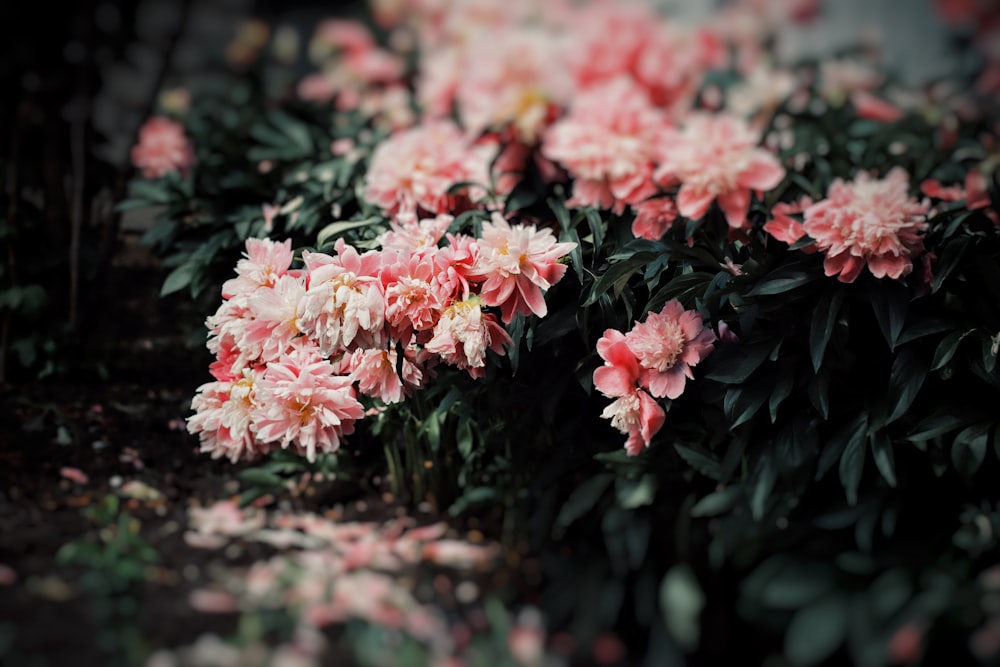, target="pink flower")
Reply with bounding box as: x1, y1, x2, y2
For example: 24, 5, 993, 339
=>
253, 347, 365, 462
348, 347, 423, 404
240, 275, 307, 362
296, 243, 386, 356
188, 373, 264, 462
382, 249, 449, 339
60, 467, 89, 485
313, 19, 376, 54
542, 78, 666, 213
364, 120, 489, 217
378, 213, 453, 253
763, 196, 814, 248
803, 168, 931, 283
920, 179, 965, 202
593, 329, 641, 399
601, 388, 666, 456
222, 238, 295, 299
468, 213, 576, 323
851, 90, 904, 123
654, 112, 786, 229
131, 116, 196, 179
0, 564, 17, 586
425, 298, 511, 378
624, 300, 716, 400
631, 197, 679, 241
